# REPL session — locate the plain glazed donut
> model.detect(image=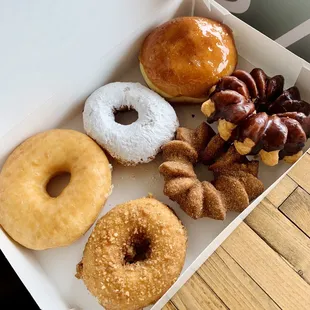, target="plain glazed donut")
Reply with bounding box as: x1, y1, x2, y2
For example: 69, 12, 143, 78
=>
0, 129, 112, 250
139, 17, 237, 103
83, 82, 179, 166
76, 197, 187, 310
